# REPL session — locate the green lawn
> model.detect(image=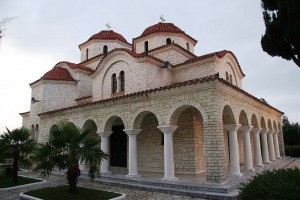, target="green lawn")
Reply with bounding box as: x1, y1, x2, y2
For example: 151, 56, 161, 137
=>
0, 174, 42, 188
24, 186, 122, 200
